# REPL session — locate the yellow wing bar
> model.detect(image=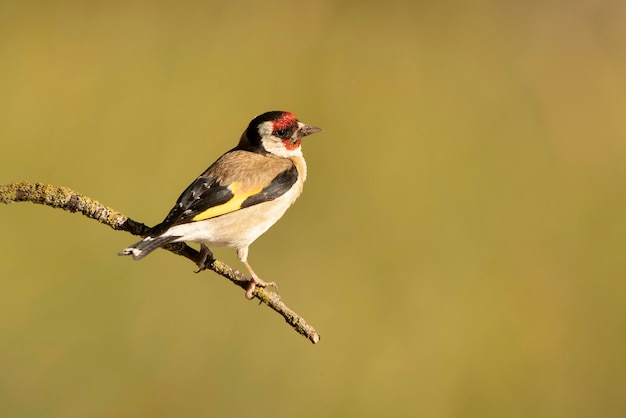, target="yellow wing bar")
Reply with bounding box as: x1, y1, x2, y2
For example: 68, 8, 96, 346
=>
191, 182, 262, 221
